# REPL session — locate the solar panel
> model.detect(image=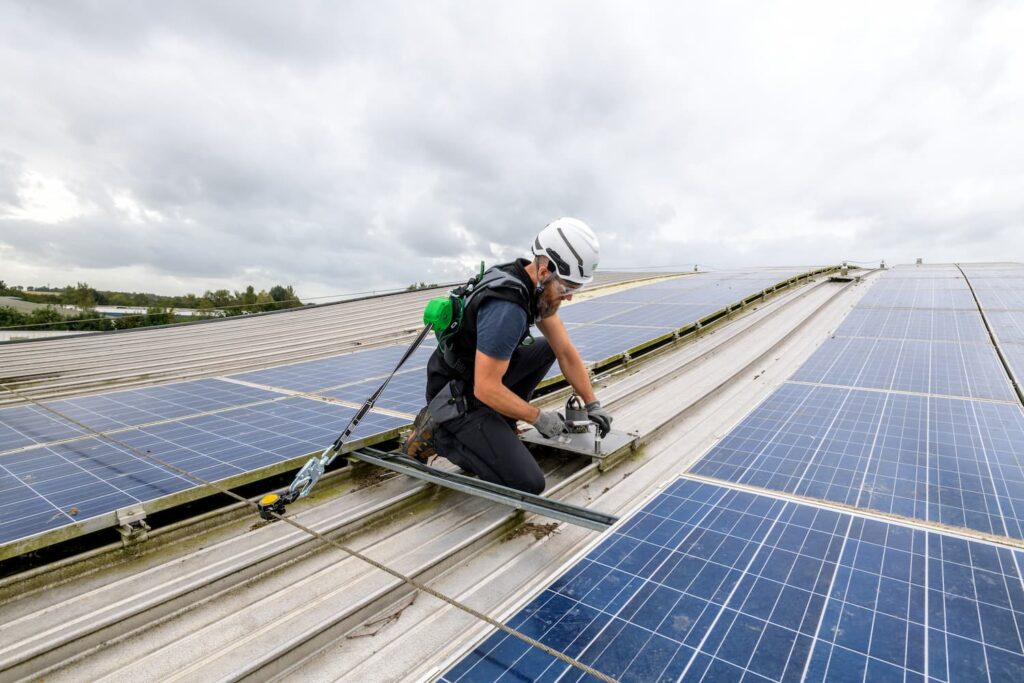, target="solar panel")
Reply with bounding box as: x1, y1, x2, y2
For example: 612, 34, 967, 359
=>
1001, 344, 1024, 387
0, 405, 85, 453
443, 478, 1024, 682
228, 344, 436, 393
46, 379, 284, 433
835, 308, 989, 343
857, 287, 978, 311
323, 370, 427, 415
595, 287, 678, 305
558, 301, 644, 325
567, 324, 677, 364
0, 398, 407, 545
975, 289, 1024, 311
691, 383, 1024, 540
792, 337, 1014, 401
988, 311, 1024, 344
0, 379, 283, 453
